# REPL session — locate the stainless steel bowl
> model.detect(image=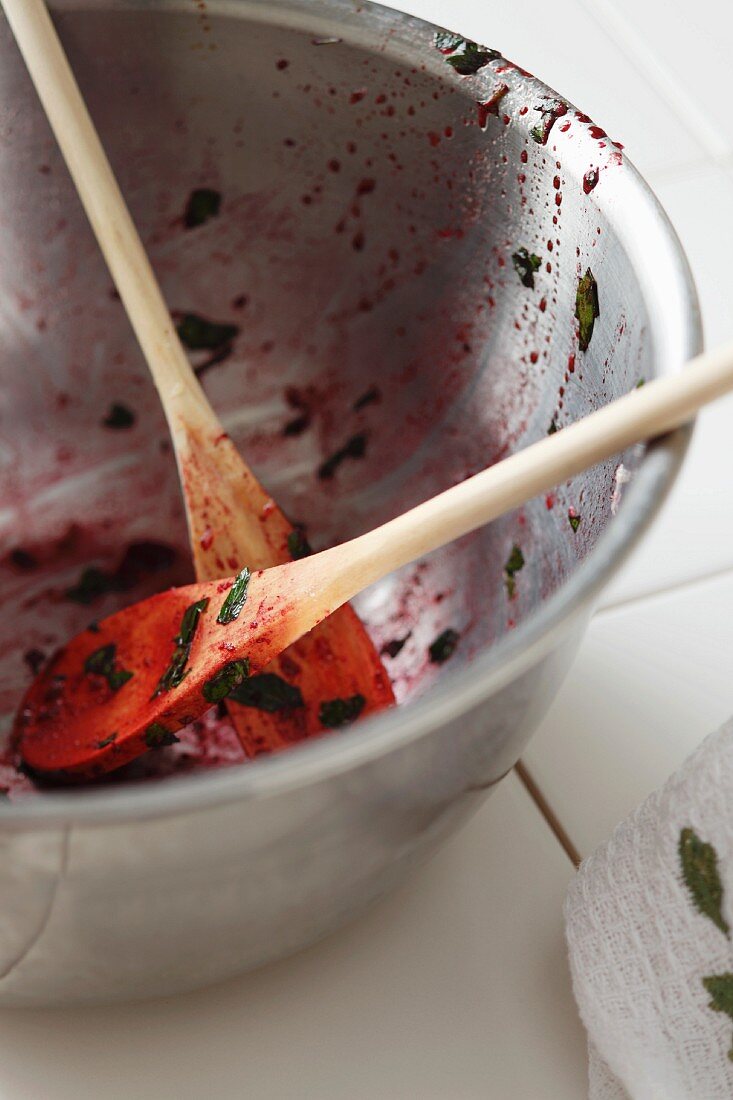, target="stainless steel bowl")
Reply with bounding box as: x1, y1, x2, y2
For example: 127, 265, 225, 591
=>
0, 0, 700, 1006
